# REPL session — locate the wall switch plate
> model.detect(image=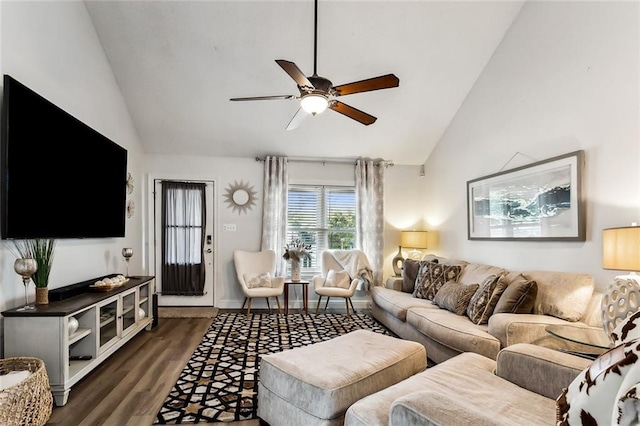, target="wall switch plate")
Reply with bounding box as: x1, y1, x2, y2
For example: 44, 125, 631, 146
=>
223, 224, 237, 232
